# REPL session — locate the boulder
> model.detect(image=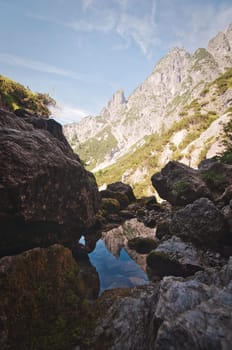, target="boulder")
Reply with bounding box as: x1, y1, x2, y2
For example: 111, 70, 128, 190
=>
0, 244, 95, 350
100, 189, 130, 209
153, 258, 232, 350
147, 236, 204, 278
92, 285, 158, 350
128, 237, 158, 254
200, 160, 232, 199
107, 181, 136, 203
151, 161, 211, 206
0, 110, 99, 255
170, 198, 227, 246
